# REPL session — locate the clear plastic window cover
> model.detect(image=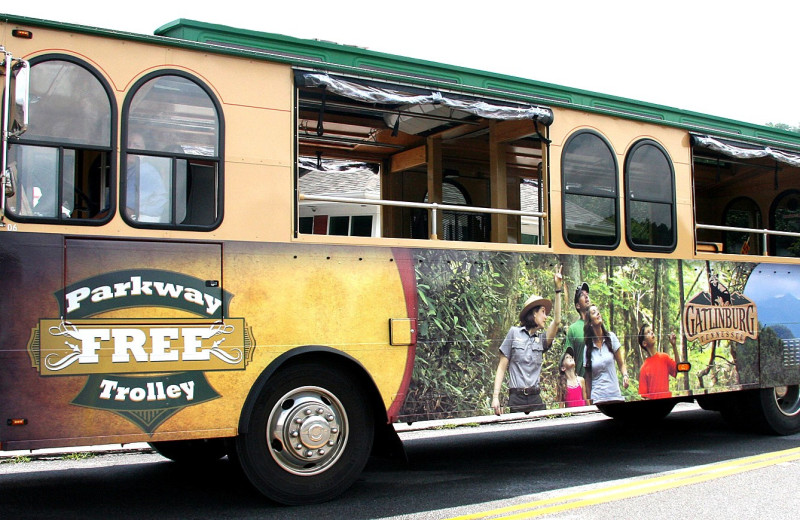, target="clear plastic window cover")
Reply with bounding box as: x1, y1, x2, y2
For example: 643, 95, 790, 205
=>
692, 134, 800, 168
301, 73, 554, 125
298, 156, 377, 176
